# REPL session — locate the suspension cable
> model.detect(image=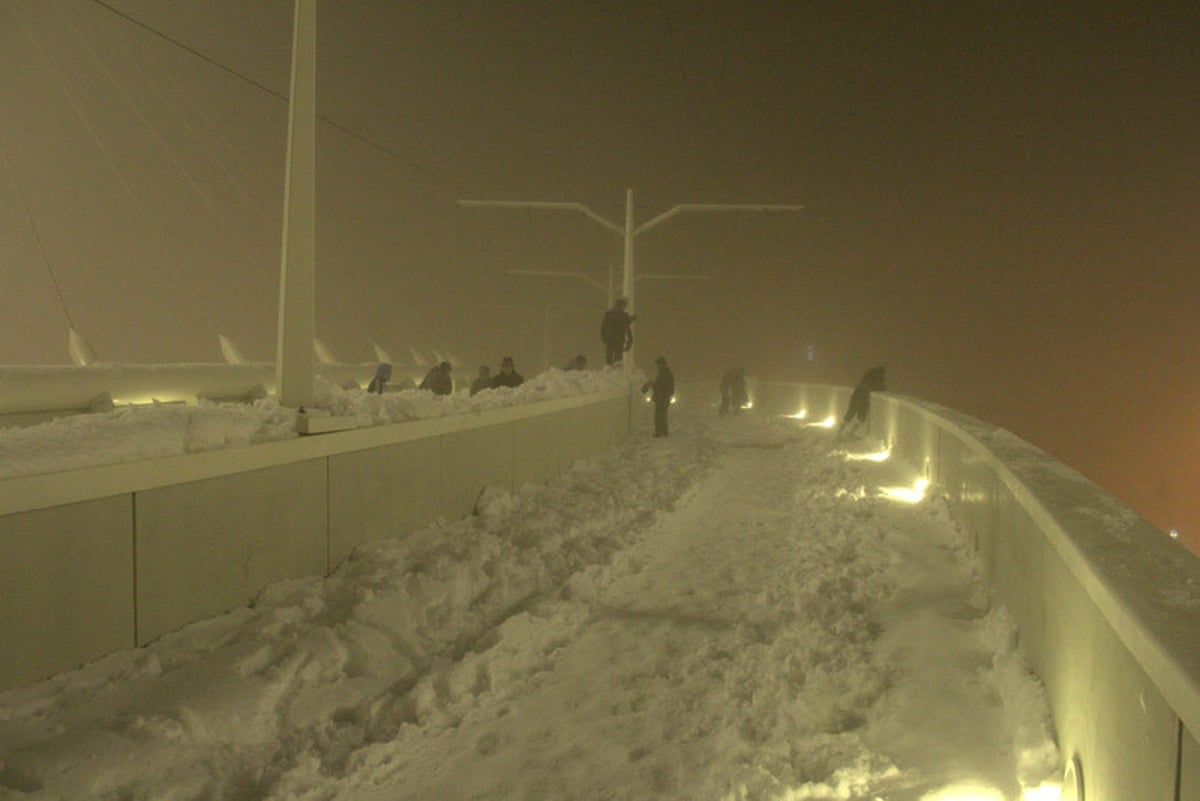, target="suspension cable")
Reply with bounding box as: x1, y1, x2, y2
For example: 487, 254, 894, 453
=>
0, 135, 76, 331
89, 0, 472, 194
